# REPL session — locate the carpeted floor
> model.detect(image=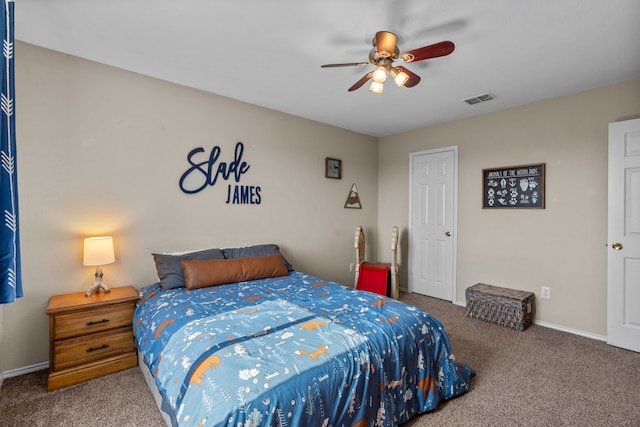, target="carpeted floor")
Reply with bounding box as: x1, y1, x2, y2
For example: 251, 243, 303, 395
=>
1, 292, 639, 426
